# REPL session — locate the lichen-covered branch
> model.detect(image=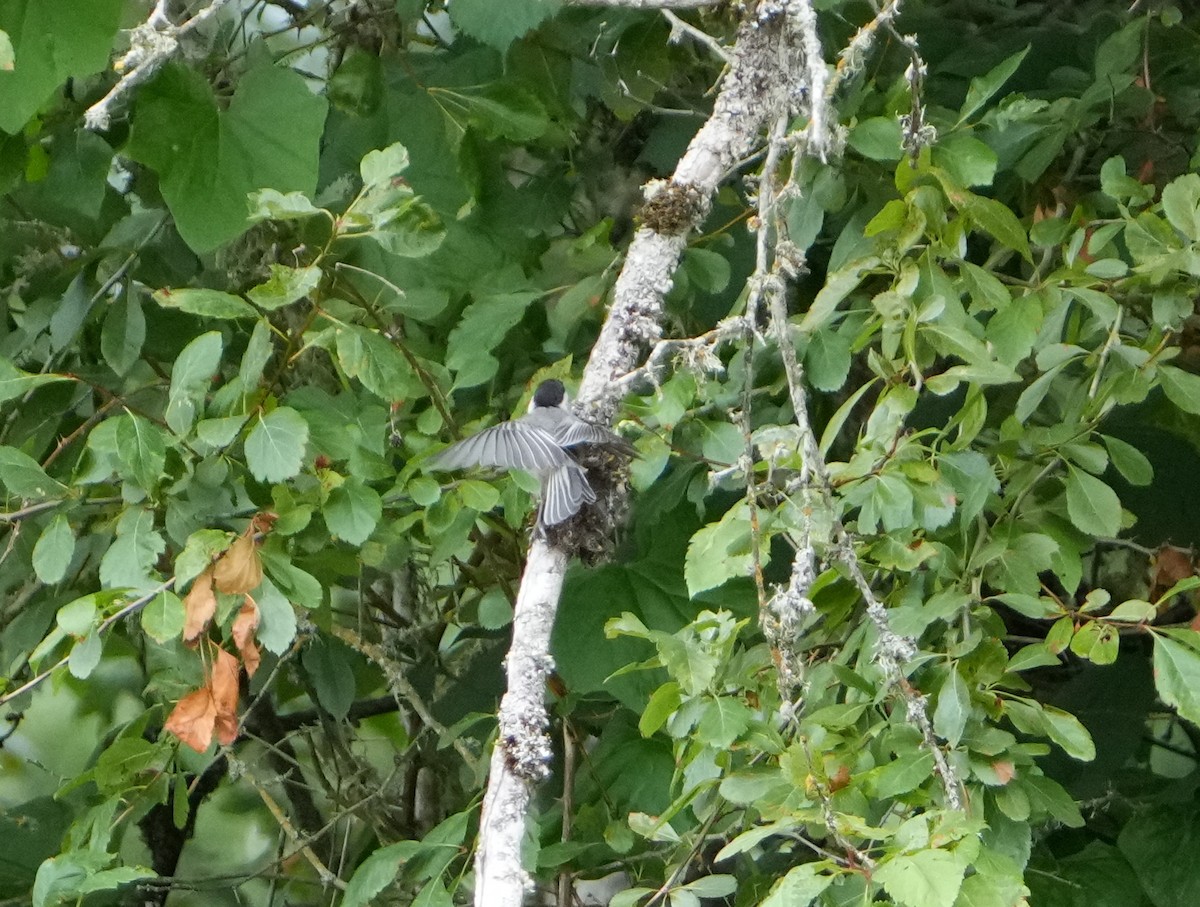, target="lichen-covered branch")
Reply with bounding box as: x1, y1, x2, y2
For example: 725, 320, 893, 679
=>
473, 6, 816, 905
578, 7, 797, 423
84, 0, 237, 130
